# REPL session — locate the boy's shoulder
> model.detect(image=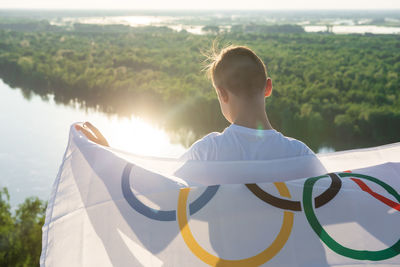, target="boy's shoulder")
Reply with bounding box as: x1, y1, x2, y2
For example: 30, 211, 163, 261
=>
180, 126, 314, 161
179, 132, 220, 161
